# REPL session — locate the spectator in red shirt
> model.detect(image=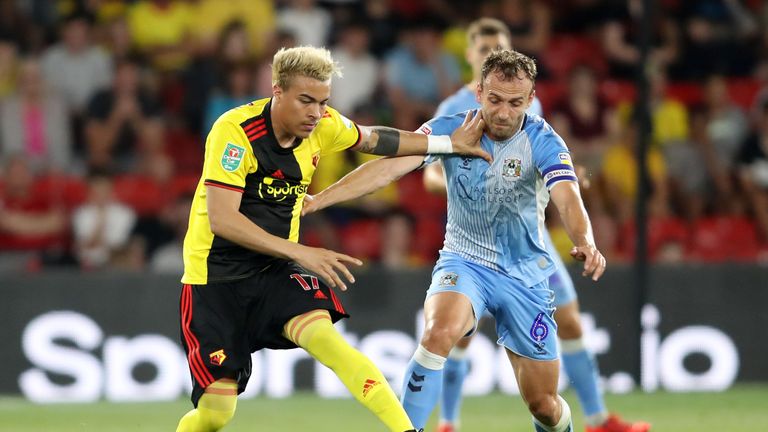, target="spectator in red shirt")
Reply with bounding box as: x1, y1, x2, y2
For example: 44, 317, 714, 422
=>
0, 155, 67, 254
